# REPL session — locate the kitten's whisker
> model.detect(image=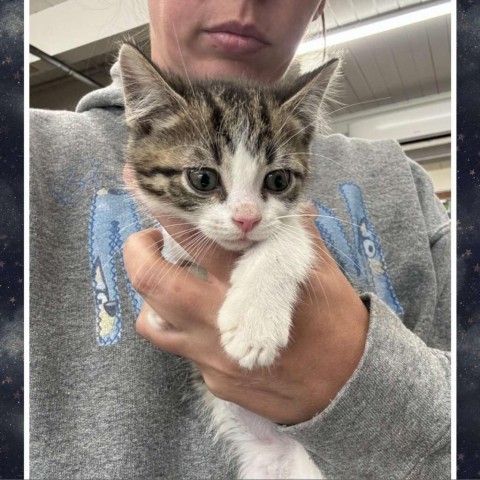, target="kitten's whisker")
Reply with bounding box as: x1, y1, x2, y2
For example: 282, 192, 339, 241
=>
150, 143, 211, 154
173, 230, 213, 262
167, 230, 206, 258
277, 213, 394, 248
116, 220, 145, 235
306, 151, 355, 172
281, 223, 359, 277
270, 67, 328, 148
329, 96, 391, 116
277, 222, 361, 282
133, 227, 204, 283
270, 229, 320, 308
162, 233, 217, 287
172, 22, 213, 146
273, 151, 355, 174
147, 230, 208, 292
187, 231, 219, 265
275, 226, 336, 316
117, 214, 198, 236
274, 114, 322, 153
186, 237, 215, 273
